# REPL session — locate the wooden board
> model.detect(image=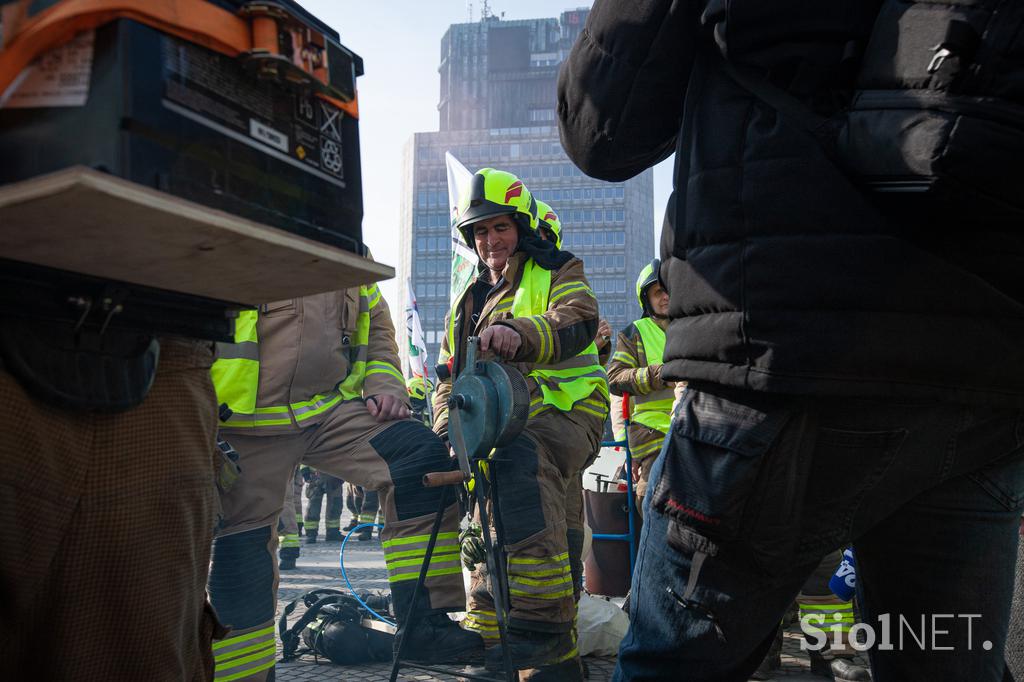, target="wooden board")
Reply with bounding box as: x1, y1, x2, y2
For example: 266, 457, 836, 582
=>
0, 166, 393, 305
